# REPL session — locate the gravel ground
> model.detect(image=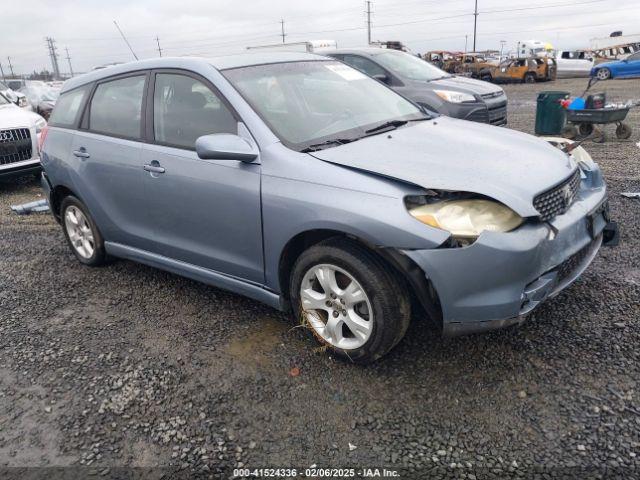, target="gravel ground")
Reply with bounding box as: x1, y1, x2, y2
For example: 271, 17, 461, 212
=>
1, 78, 639, 479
